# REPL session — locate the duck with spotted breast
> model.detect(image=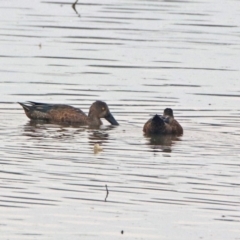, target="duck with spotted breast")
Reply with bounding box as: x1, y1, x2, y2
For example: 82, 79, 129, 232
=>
18, 101, 119, 126
143, 108, 183, 136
